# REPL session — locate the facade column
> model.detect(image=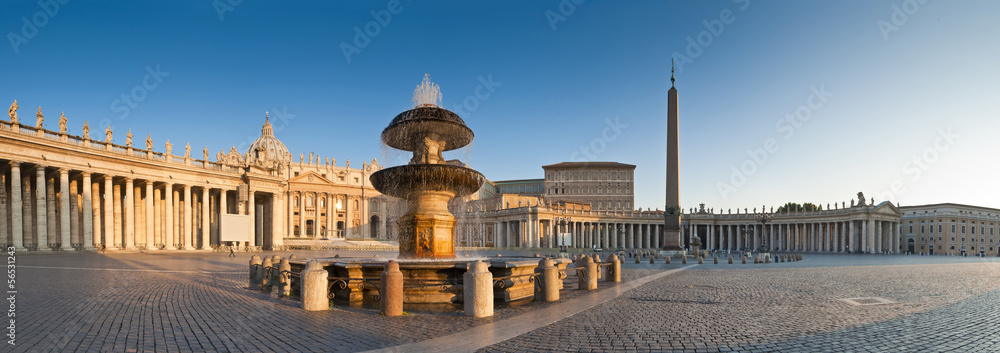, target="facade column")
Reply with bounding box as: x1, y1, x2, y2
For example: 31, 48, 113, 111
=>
36, 167, 48, 250
10, 163, 22, 250
59, 169, 70, 249
81, 172, 94, 250
46, 173, 56, 249
314, 193, 322, 237
145, 182, 154, 247
164, 183, 175, 250
286, 191, 293, 237
201, 187, 210, 249
125, 178, 135, 250
326, 192, 334, 239
298, 191, 305, 237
